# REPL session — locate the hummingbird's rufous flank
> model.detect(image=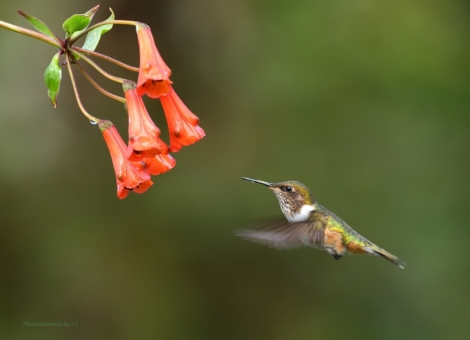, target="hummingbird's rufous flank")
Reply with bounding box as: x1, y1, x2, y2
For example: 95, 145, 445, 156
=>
236, 177, 405, 269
